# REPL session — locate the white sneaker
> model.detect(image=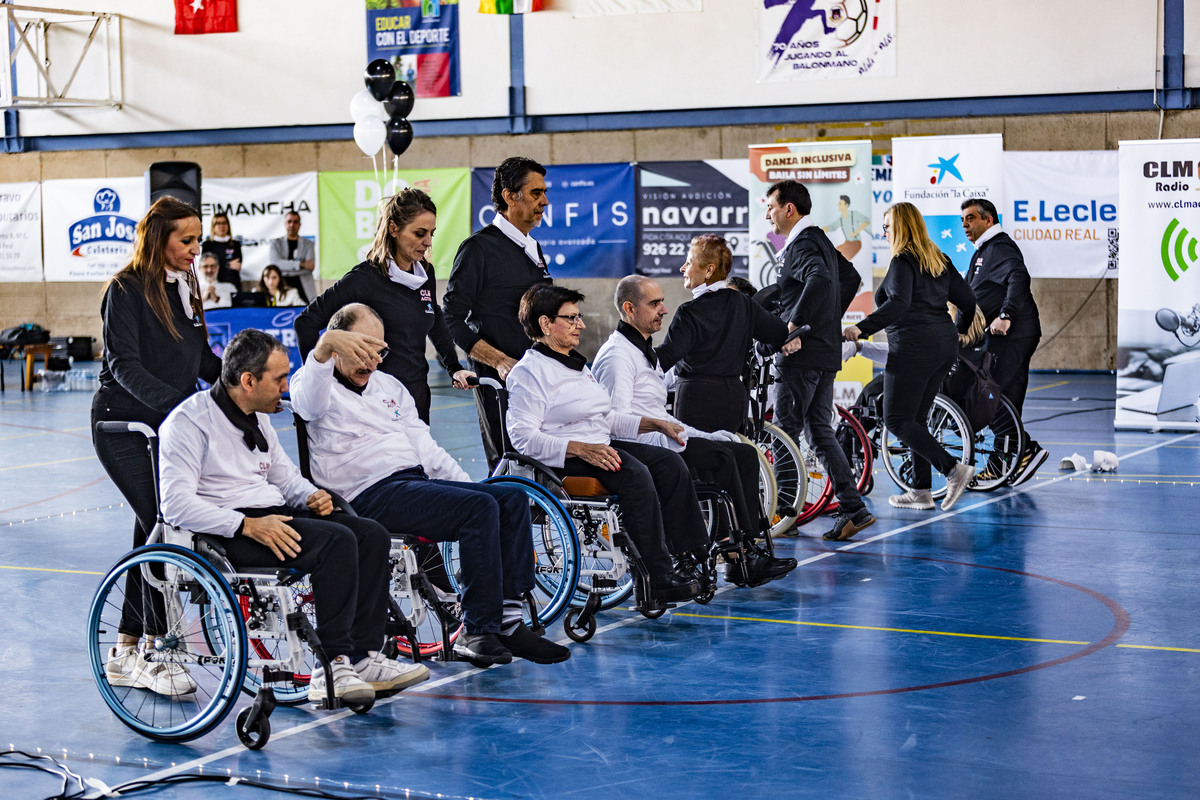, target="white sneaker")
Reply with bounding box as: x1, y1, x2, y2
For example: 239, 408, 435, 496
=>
941, 463, 976, 511
354, 651, 430, 694
106, 645, 142, 687
888, 489, 935, 510
307, 655, 375, 705
132, 651, 198, 696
